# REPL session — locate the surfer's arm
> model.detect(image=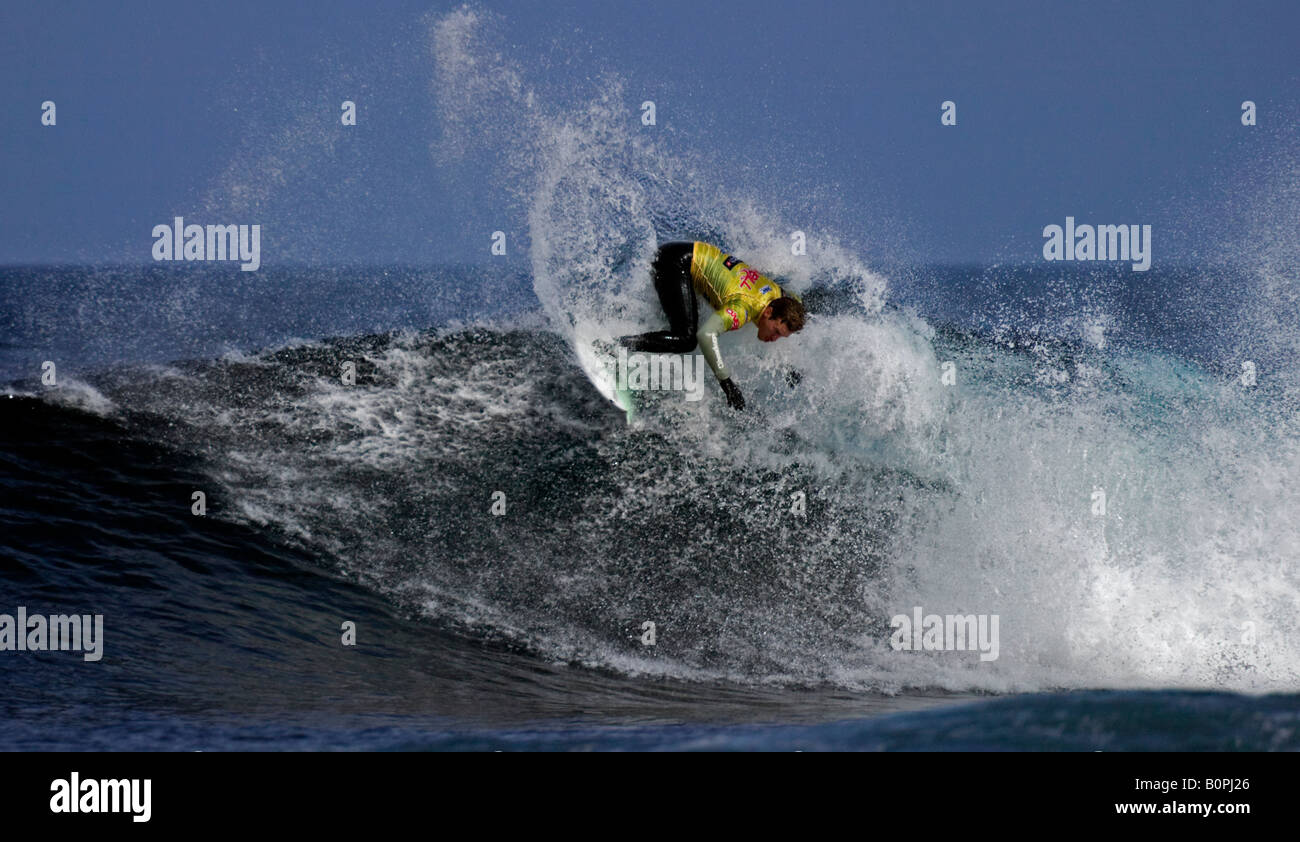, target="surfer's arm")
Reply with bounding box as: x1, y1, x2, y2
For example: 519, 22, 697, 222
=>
696, 311, 732, 381
697, 296, 754, 380
697, 311, 745, 410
